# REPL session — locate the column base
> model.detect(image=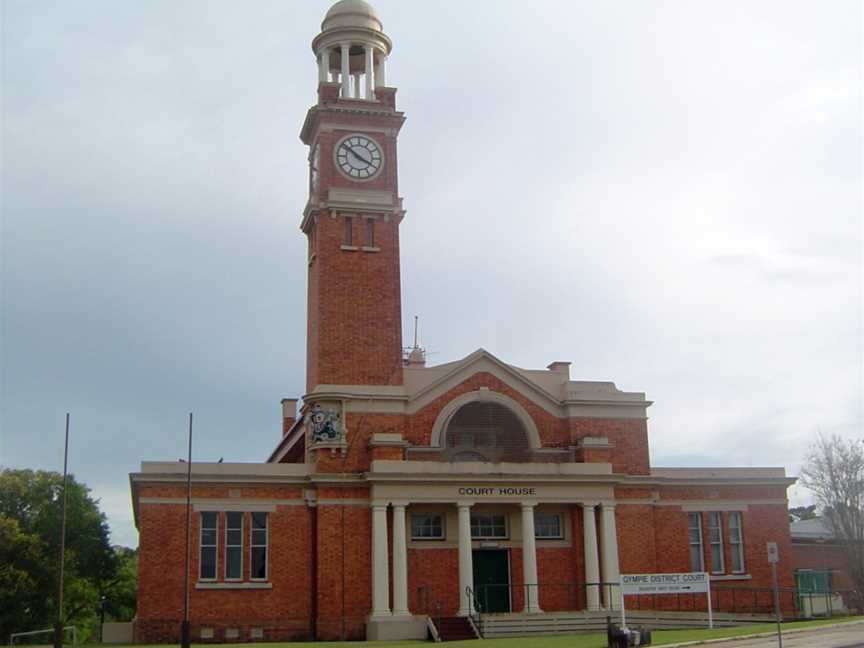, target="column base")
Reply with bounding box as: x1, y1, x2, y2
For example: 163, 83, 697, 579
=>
524, 607, 544, 615
366, 615, 427, 641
